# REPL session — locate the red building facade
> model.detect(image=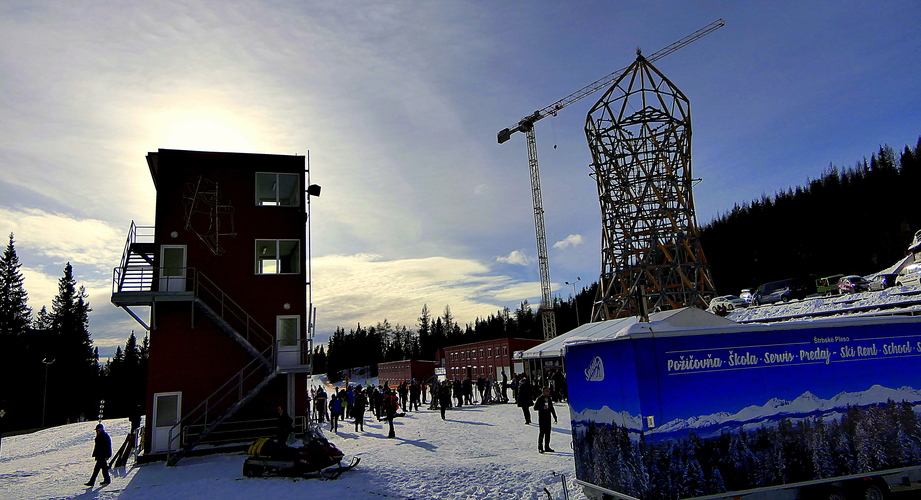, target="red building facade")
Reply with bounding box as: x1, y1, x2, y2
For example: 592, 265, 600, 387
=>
377, 359, 438, 387
112, 149, 314, 462
442, 338, 542, 382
